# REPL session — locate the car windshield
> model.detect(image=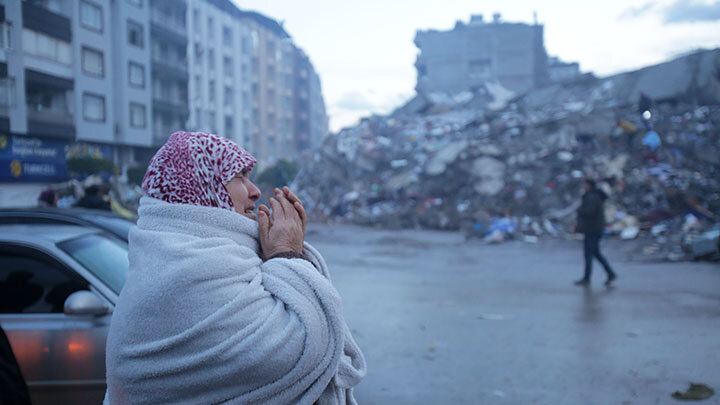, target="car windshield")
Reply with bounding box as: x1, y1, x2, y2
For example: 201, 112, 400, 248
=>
79, 214, 136, 241
57, 234, 128, 295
